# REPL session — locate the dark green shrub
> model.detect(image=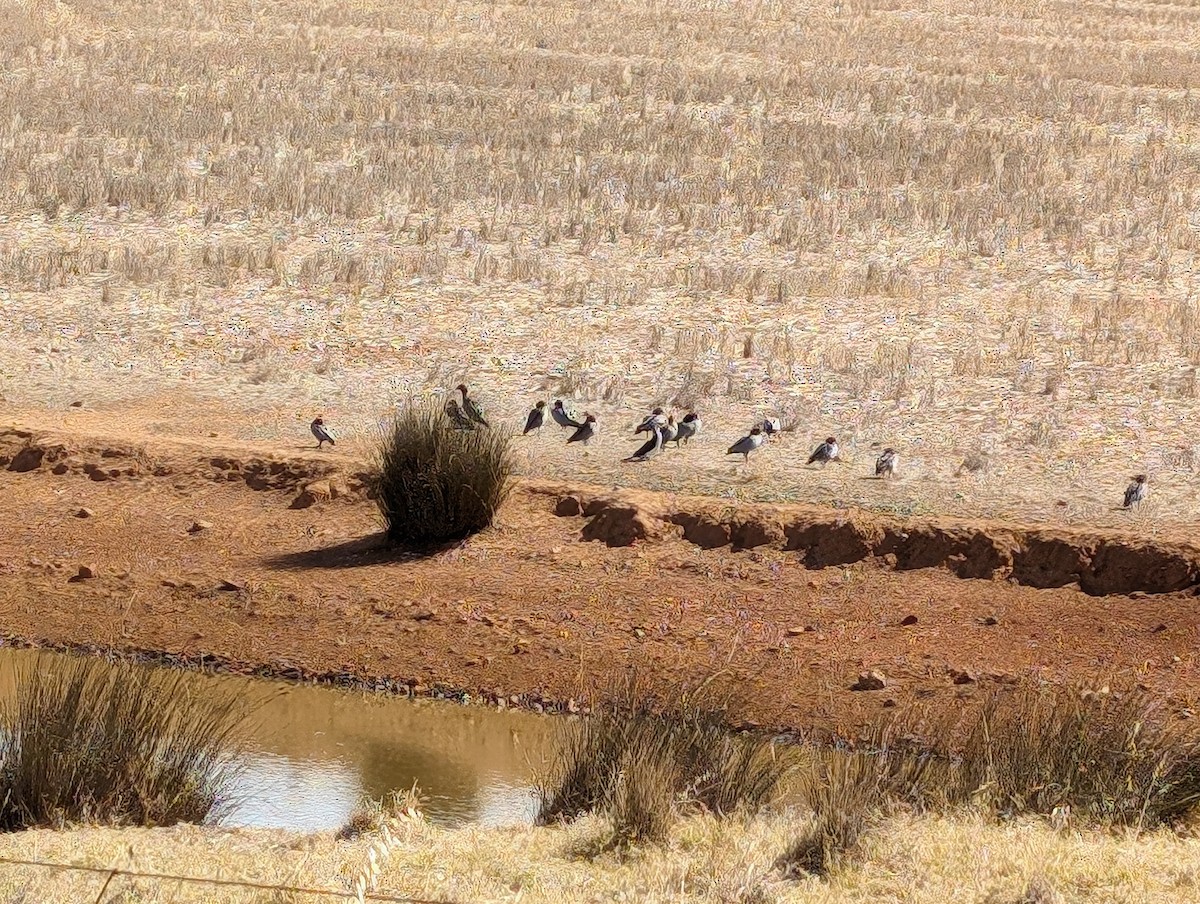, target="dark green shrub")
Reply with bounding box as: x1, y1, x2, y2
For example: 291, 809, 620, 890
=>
374, 401, 513, 546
